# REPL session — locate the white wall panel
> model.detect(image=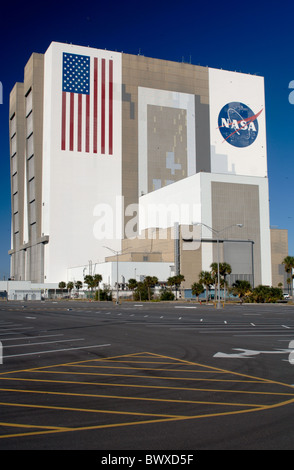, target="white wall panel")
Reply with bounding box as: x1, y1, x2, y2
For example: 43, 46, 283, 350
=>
42, 42, 122, 282
139, 174, 202, 233
209, 68, 267, 178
